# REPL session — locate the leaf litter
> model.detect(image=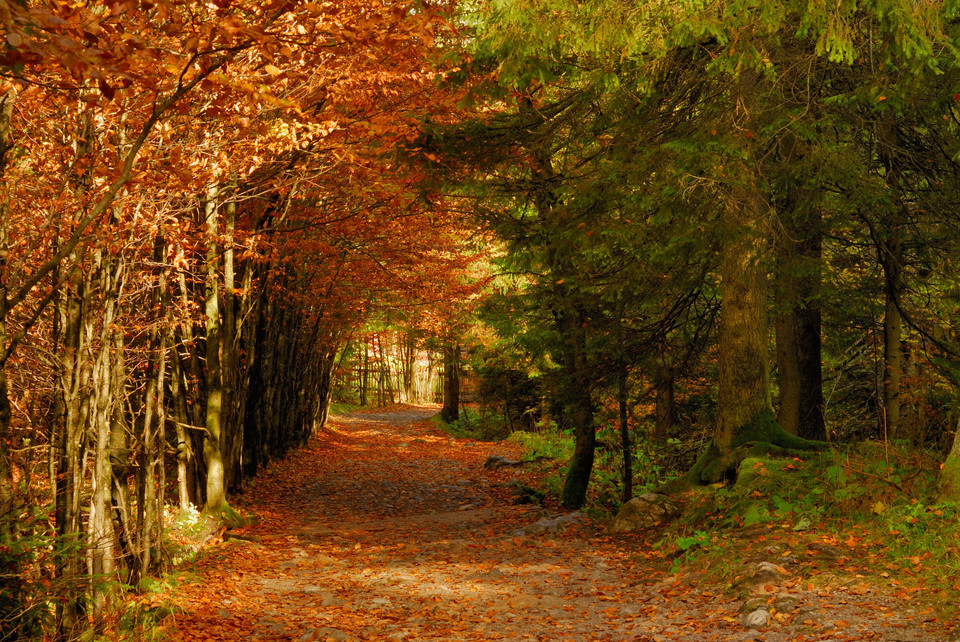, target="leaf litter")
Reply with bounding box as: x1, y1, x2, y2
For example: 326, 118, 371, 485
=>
161, 406, 958, 641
